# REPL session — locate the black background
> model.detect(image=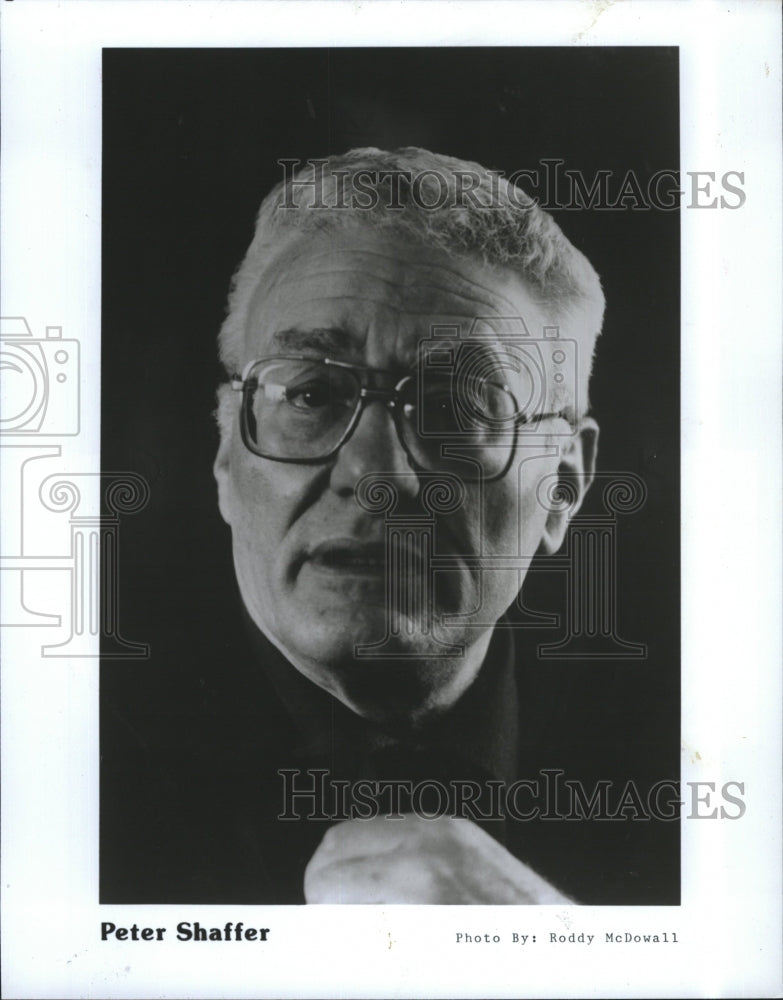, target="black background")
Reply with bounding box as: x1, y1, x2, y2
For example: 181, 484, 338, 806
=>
102, 48, 680, 903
